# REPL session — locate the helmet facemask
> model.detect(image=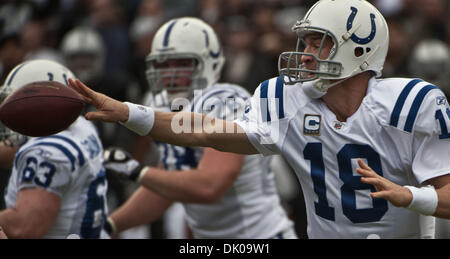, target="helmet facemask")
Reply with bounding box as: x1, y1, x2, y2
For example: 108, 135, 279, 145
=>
279, 25, 342, 86
146, 17, 225, 107
0, 85, 27, 146
146, 53, 206, 103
